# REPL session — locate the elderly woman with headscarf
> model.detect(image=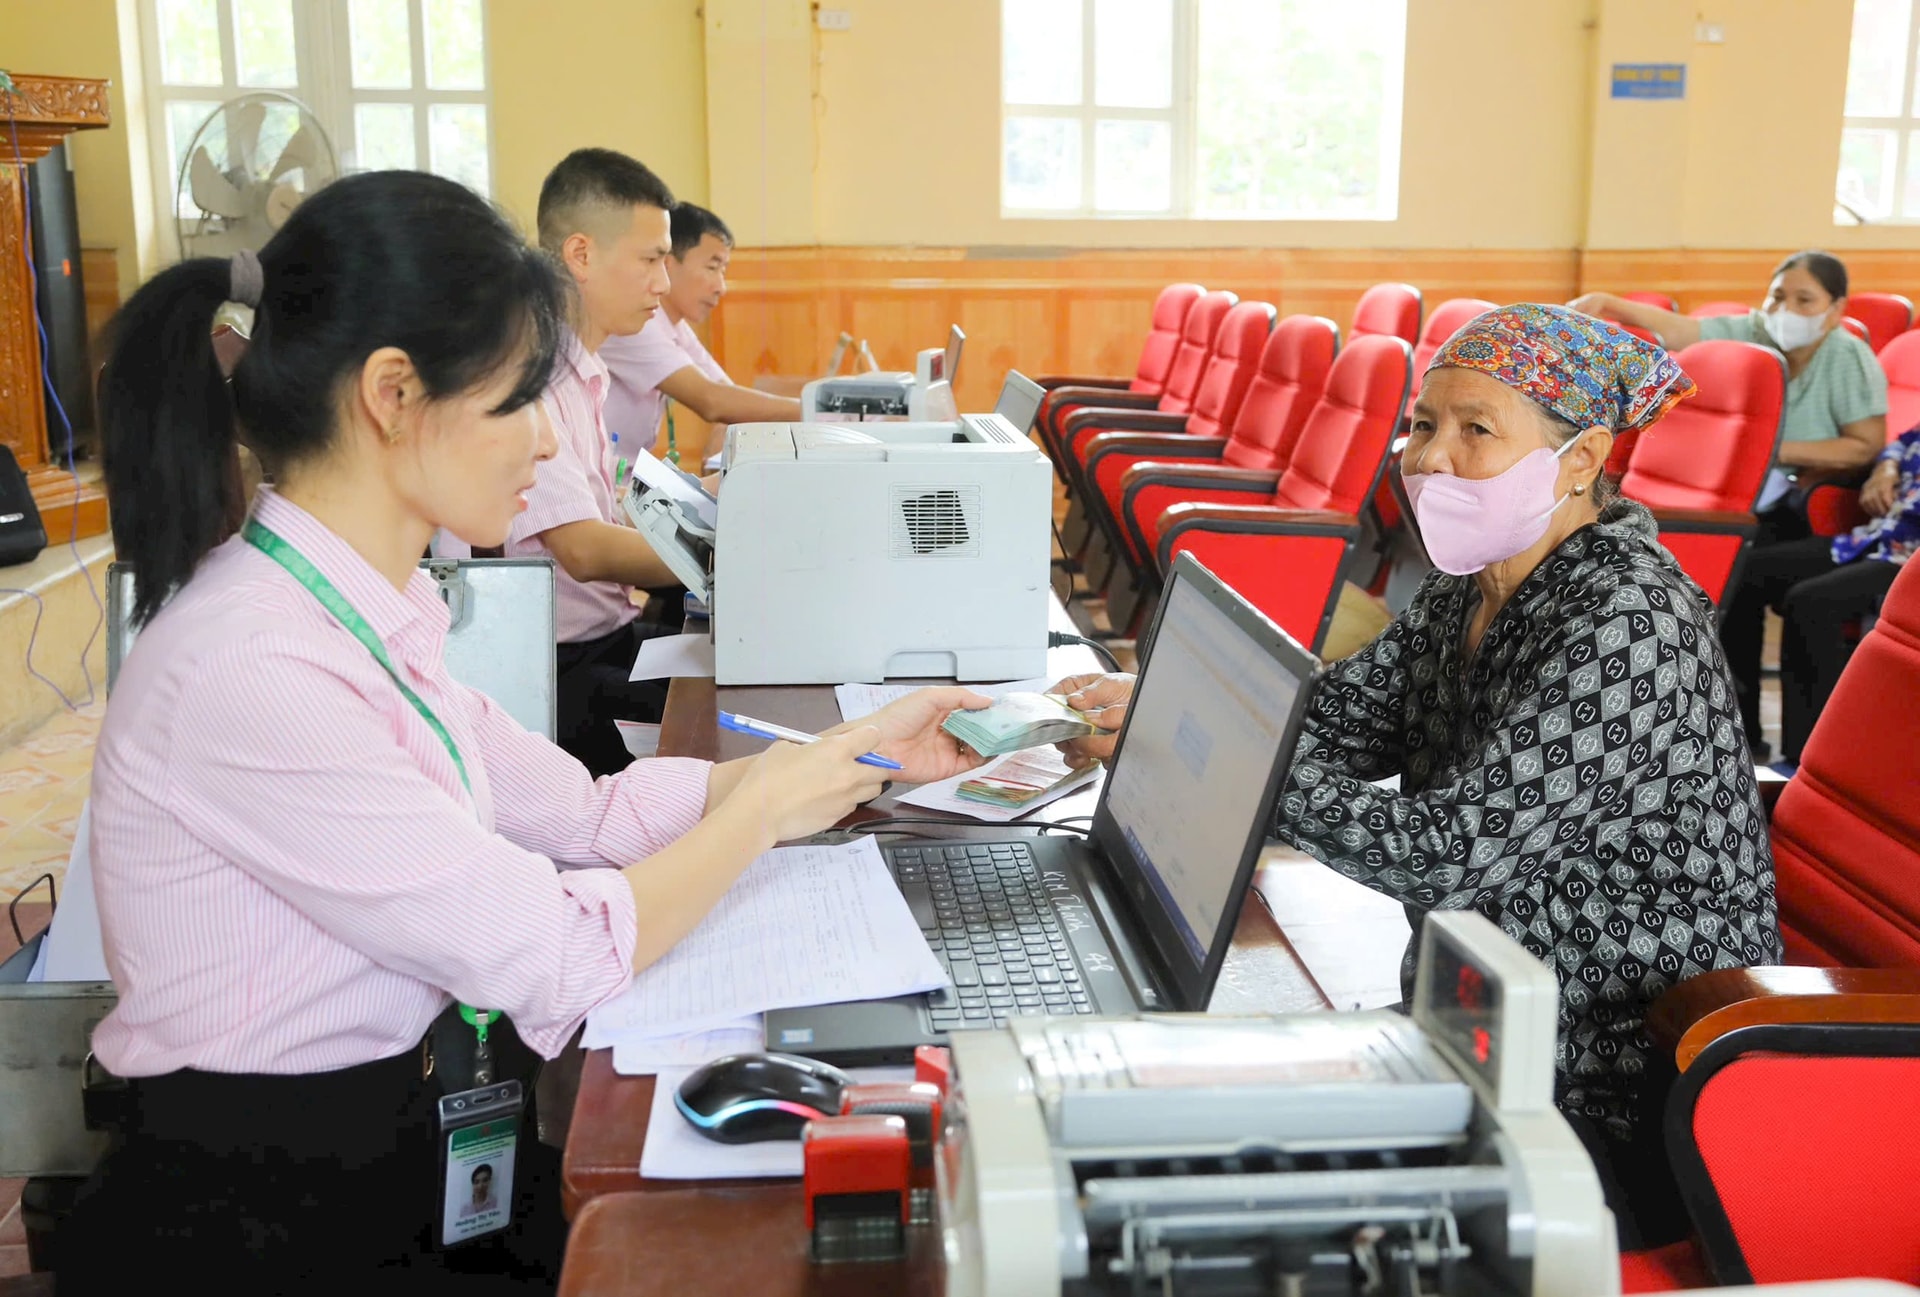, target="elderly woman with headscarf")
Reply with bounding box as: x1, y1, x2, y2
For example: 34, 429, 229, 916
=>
1051, 304, 1781, 1244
